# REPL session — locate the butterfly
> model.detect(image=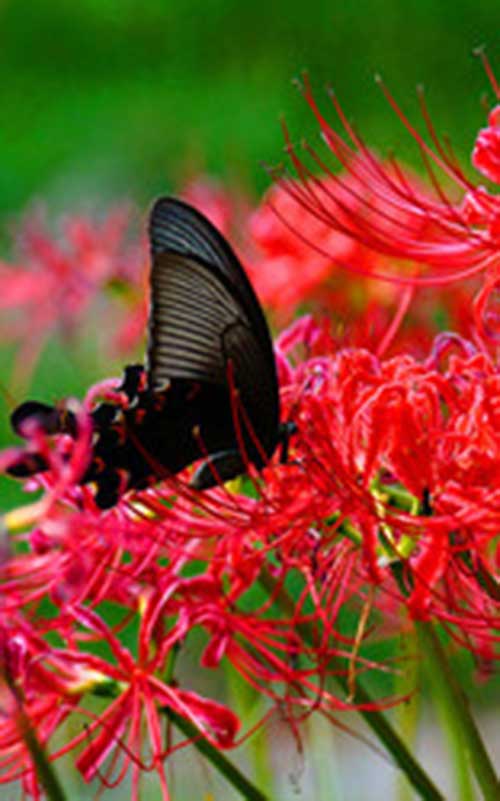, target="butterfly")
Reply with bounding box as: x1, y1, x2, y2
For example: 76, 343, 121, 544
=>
7, 197, 293, 508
